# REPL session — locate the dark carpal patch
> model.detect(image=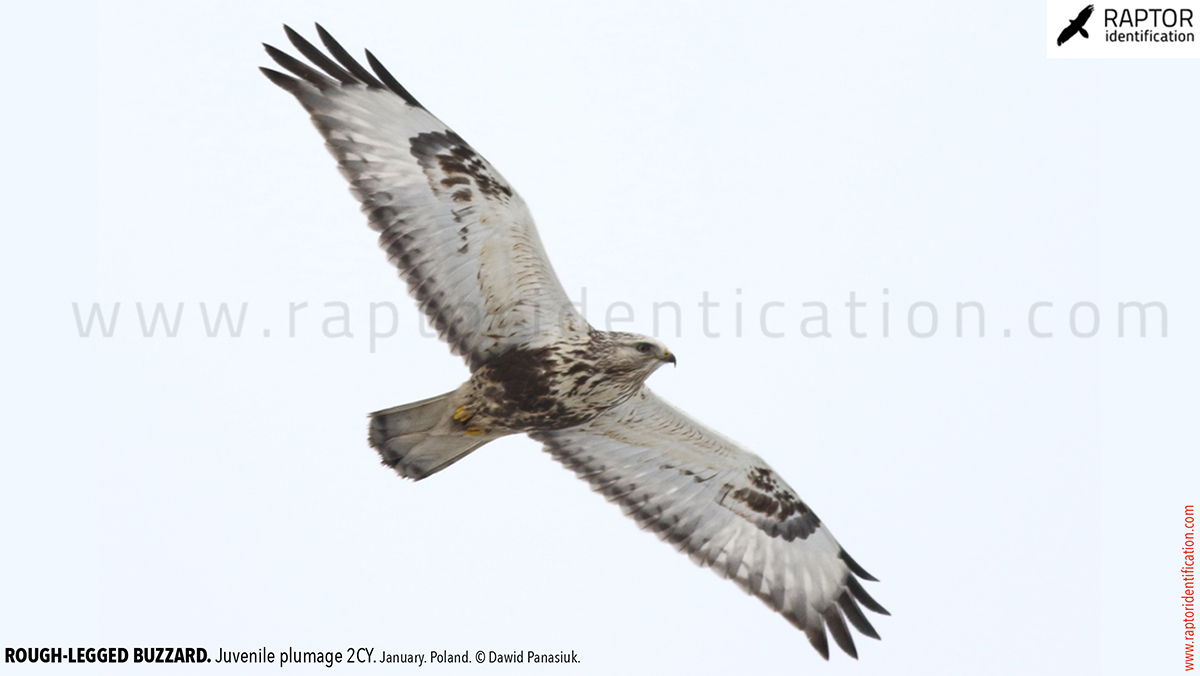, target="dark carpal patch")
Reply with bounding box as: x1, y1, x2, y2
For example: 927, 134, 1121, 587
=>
409, 130, 514, 203
722, 467, 821, 541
